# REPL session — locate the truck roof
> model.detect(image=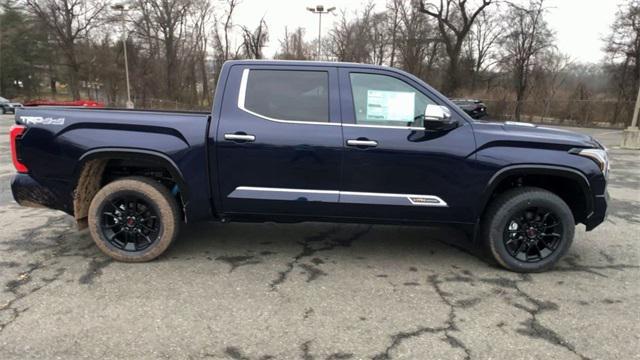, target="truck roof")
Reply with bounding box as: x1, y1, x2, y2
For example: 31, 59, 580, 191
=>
223, 59, 419, 76
223, 60, 429, 92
